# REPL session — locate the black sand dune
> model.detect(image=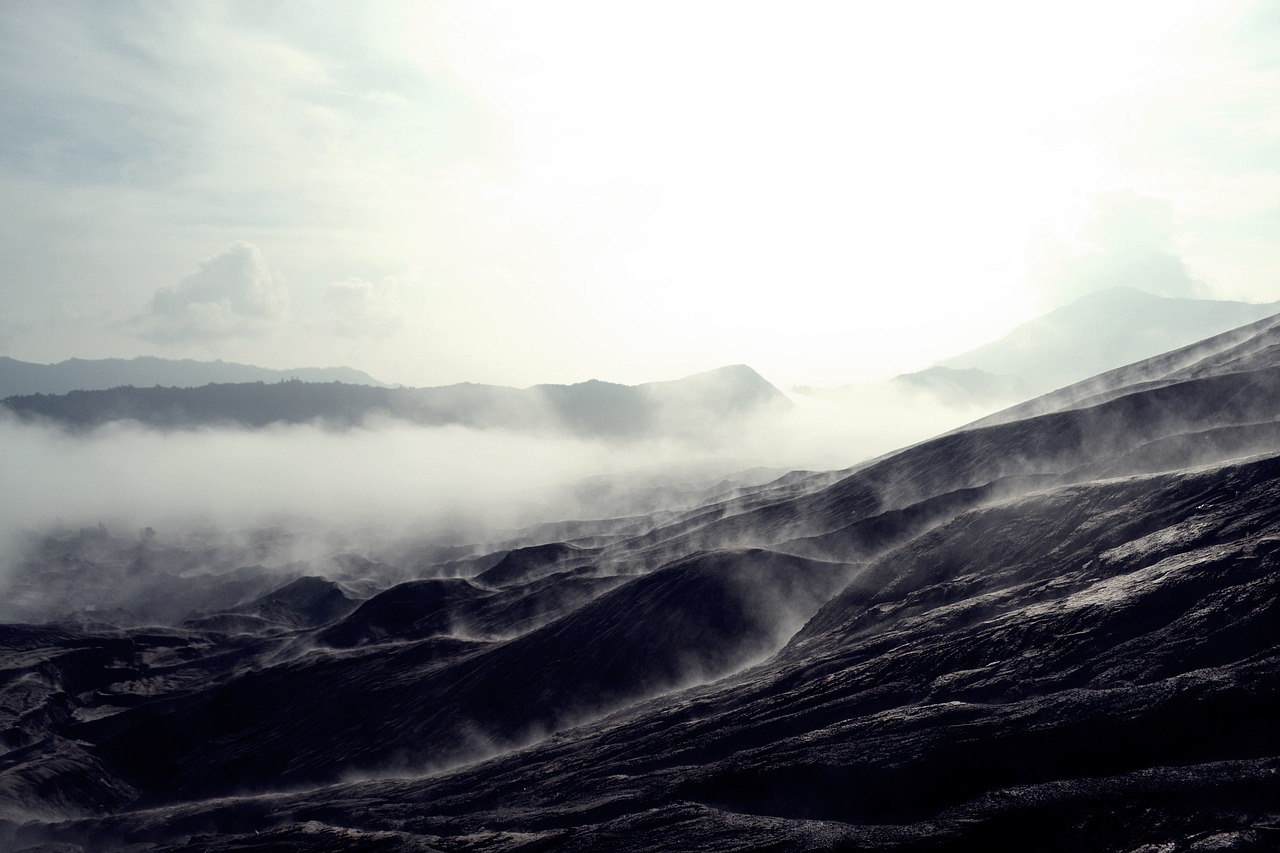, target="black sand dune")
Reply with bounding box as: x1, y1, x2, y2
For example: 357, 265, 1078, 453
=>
44, 549, 851, 805
474, 541, 598, 587
3, 312, 1280, 850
